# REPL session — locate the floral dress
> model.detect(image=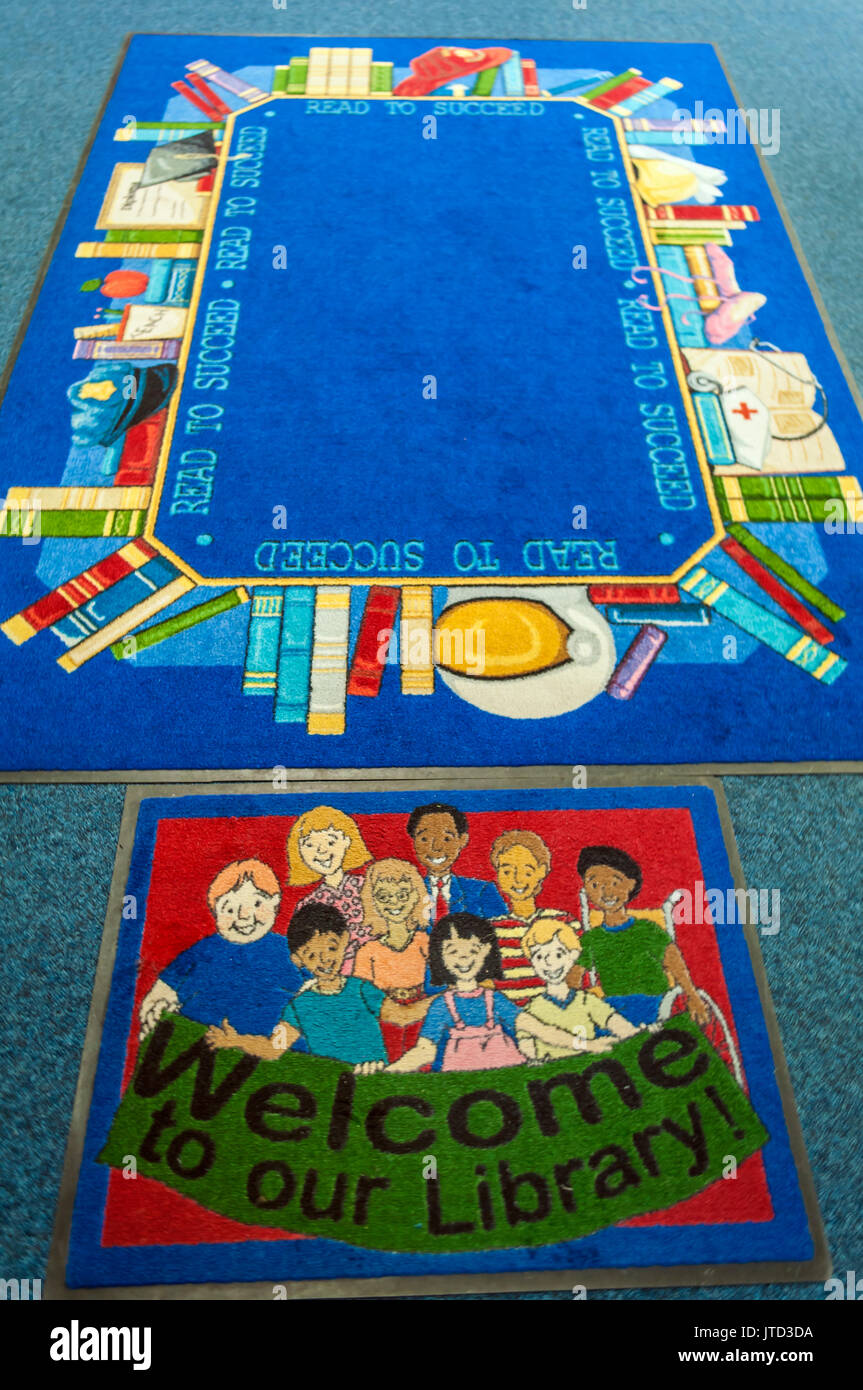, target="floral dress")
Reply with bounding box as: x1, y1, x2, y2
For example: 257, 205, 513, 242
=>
302, 871, 370, 973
